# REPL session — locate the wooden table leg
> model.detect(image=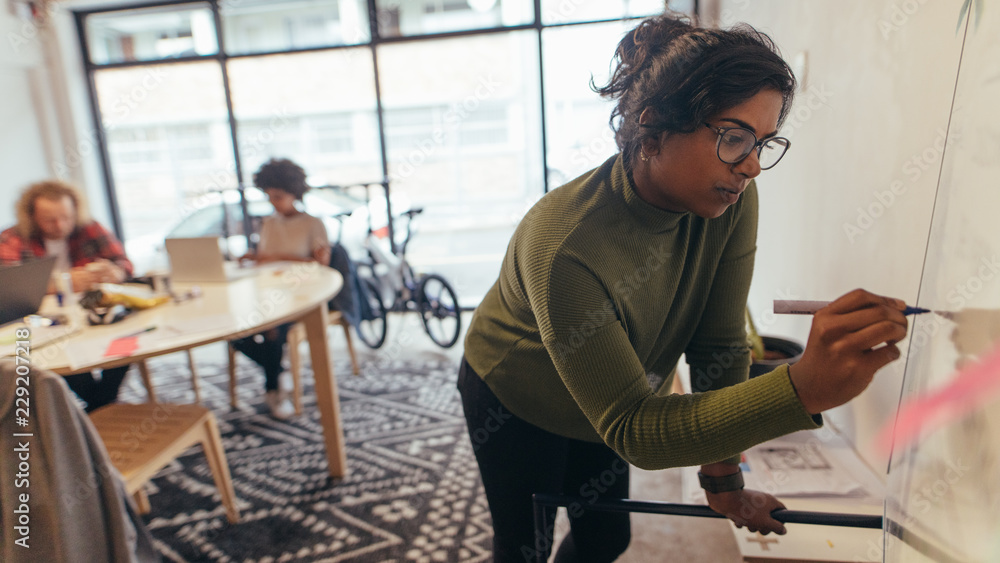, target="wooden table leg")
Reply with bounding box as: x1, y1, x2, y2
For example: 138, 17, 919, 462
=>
137, 360, 158, 403
302, 304, 347, 478
186, 349, 202, 404
287, 323, 305, 416
227, 343, 238, 410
